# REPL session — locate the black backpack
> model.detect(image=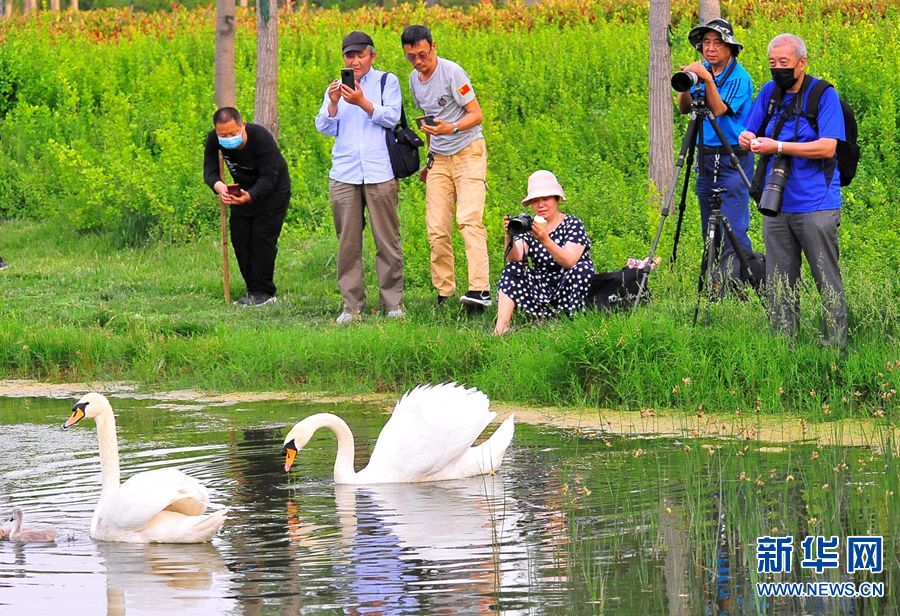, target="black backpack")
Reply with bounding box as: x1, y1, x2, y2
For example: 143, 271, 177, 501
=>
586, 268, 648, 312
380, 72, 424, 179
751, 77, 859, 191
803, 79, 860, 187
